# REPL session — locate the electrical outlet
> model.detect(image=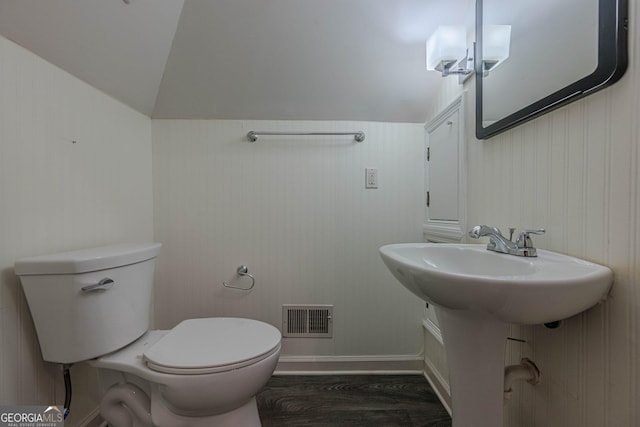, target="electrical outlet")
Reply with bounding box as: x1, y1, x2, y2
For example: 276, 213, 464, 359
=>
365, 168, 378, 189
